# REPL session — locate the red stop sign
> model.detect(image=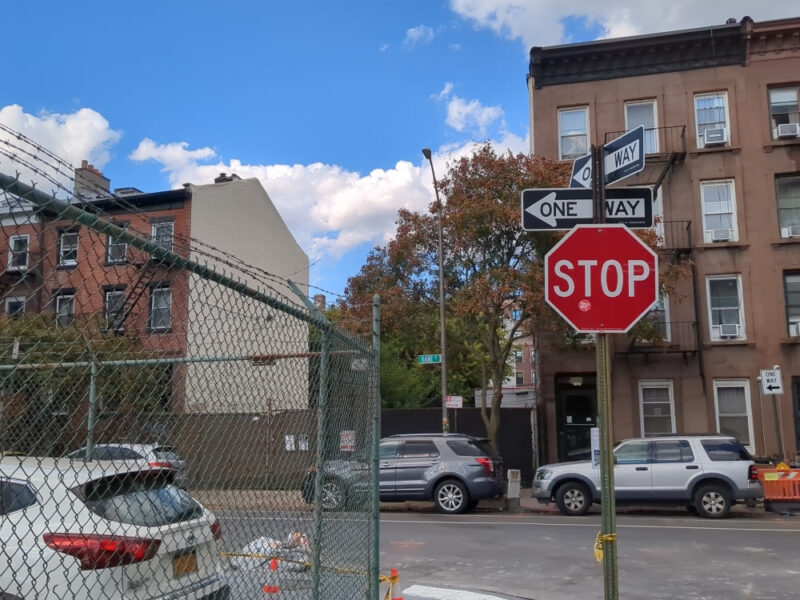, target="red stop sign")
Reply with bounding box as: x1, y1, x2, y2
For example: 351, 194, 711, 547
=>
545, 224, 658, 332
